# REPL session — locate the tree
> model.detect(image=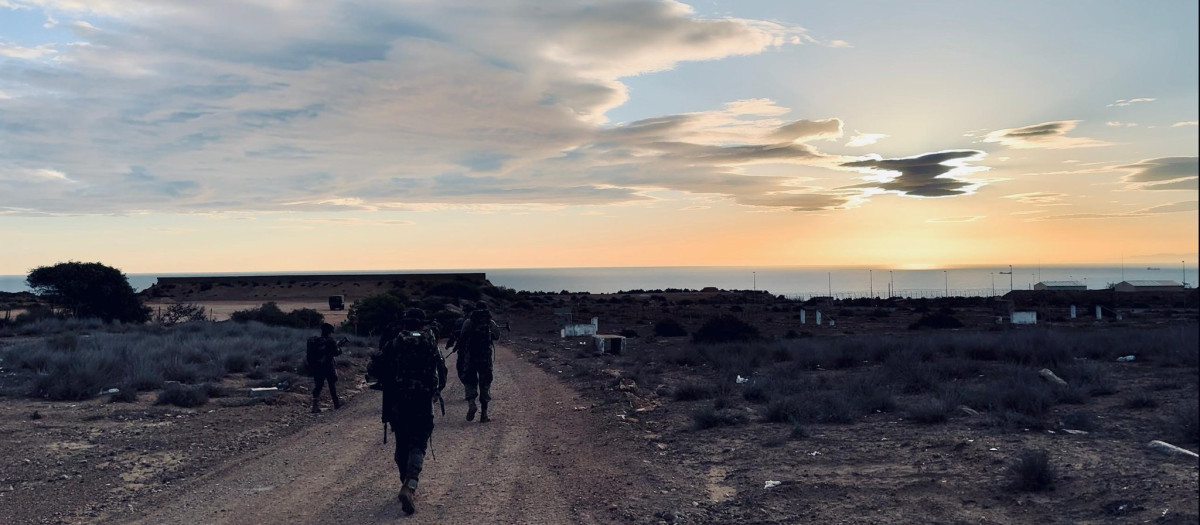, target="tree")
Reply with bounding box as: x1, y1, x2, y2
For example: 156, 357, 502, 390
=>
26, 261, 150, 323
